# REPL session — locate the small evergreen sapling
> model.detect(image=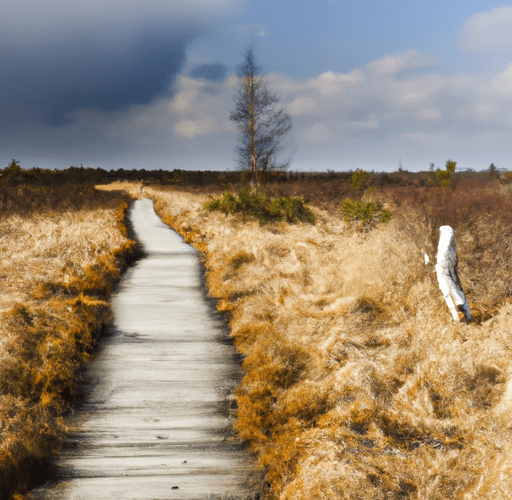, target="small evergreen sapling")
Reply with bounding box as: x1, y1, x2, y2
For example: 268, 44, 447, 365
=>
340, 169, 391, 229
430, 160, 456, 192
